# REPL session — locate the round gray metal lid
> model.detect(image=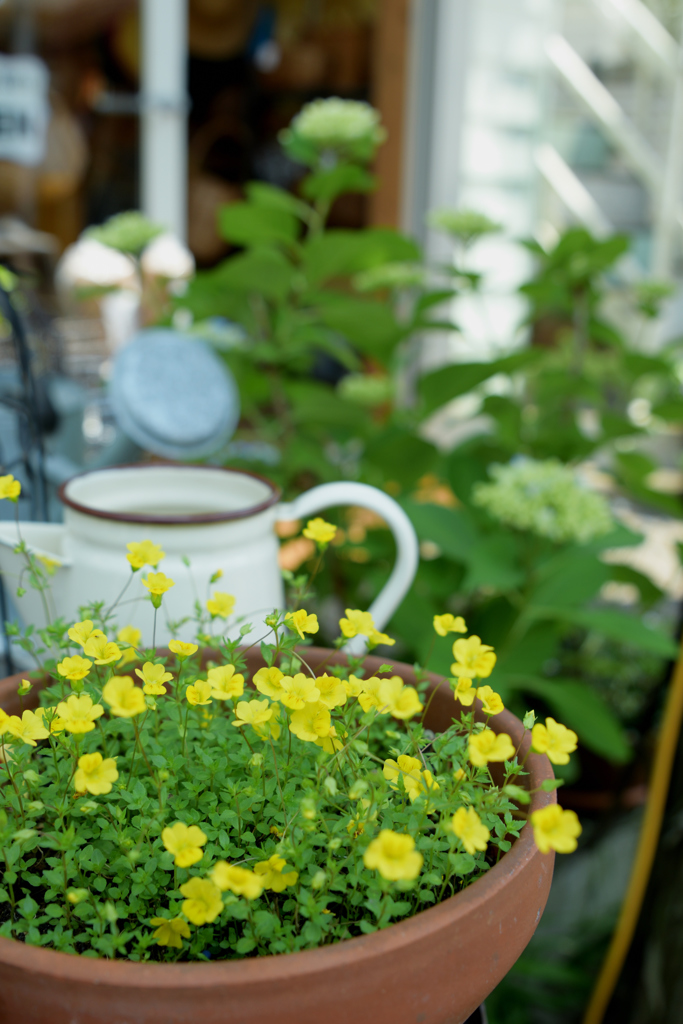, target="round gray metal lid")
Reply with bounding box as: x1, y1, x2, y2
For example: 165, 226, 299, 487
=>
109, 329, 240, 459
